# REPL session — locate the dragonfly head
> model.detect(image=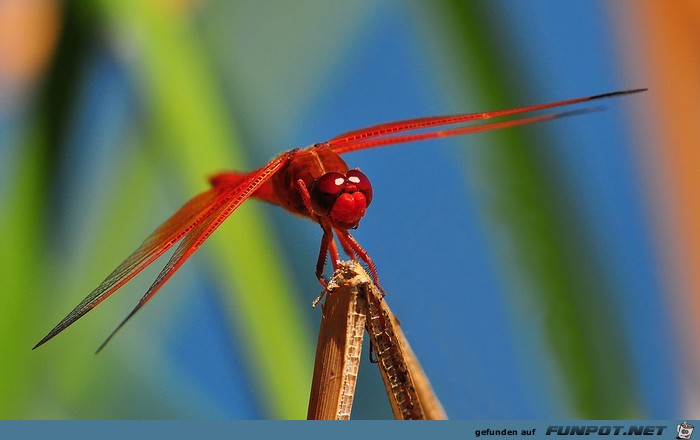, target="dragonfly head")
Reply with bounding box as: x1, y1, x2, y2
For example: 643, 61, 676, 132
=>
310, 169, 373, 229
